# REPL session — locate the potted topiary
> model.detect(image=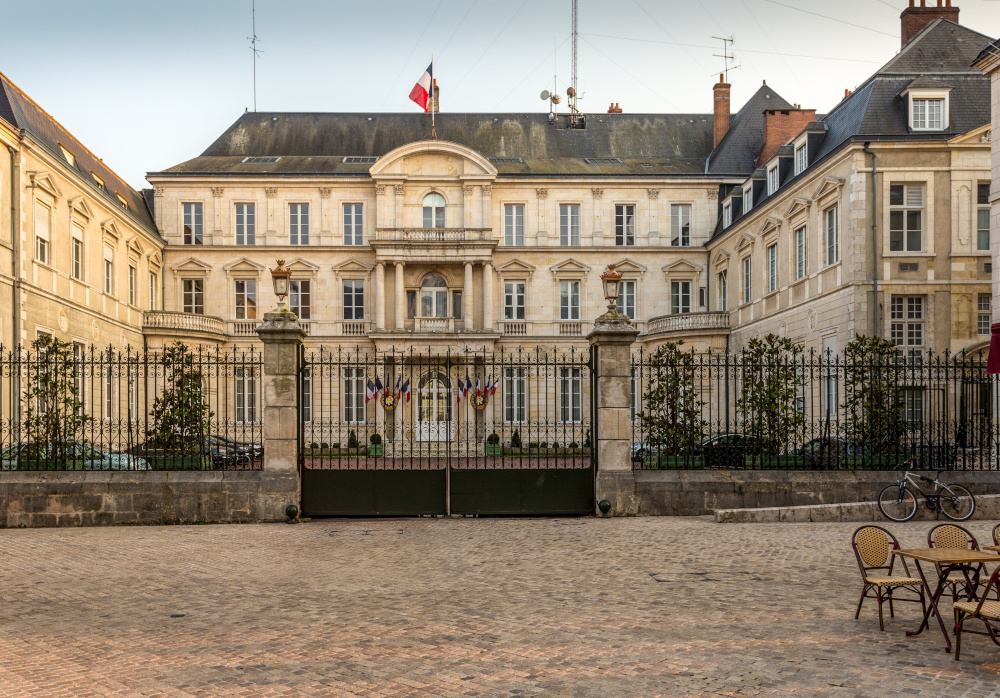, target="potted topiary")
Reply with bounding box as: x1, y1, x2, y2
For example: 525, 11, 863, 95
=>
369, 433, 383, 457
486, 433, 501, 456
